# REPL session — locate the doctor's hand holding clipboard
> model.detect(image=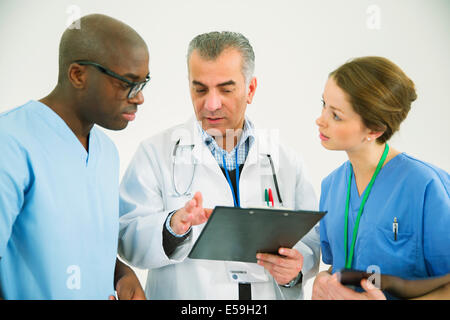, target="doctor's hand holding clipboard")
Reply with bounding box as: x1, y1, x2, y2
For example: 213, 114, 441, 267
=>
256, 248, 304, 286
175, 191, 306, 287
